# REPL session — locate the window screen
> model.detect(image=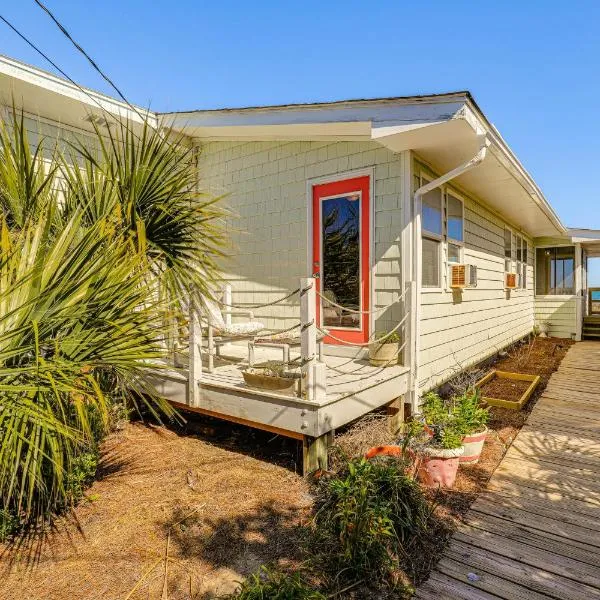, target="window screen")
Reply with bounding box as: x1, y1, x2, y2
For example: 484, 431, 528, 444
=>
447, 194, 463, 242
422, 237, 440, 287
535, 246, 575, 295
